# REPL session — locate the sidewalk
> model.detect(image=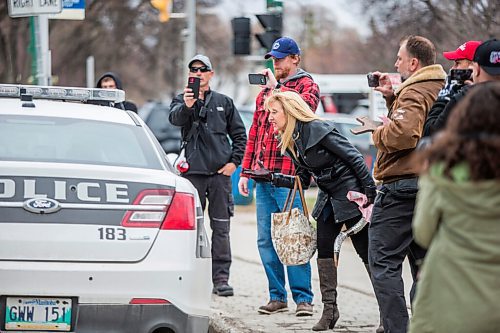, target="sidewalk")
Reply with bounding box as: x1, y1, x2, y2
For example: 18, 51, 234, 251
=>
208, 195, 413, 333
